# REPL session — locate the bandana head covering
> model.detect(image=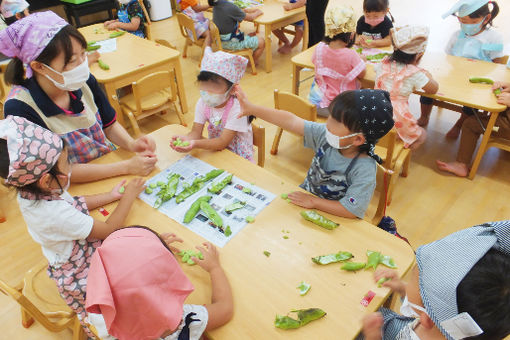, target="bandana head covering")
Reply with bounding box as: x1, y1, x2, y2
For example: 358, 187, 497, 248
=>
86, 227, 195, 340
0, 0, 29, 18
0, 11, 68, 78
0, 116, 63, 187
442, 0, 490, 18
416, 221, 510, 340
324, 4, 357, 38
390, 26, 429, 55
200, 46, 248, 84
